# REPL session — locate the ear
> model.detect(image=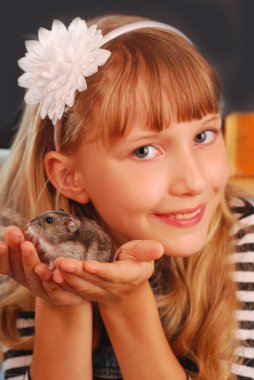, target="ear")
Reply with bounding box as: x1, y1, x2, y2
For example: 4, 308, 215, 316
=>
44, 151, 90, 204
64, 218, 81, 233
